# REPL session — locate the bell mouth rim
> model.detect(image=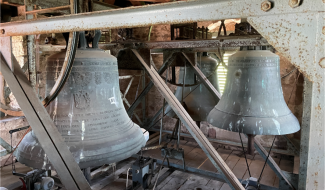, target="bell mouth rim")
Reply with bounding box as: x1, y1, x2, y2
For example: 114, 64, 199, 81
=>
207, 108, 300, 135
210, 109, 293, 118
